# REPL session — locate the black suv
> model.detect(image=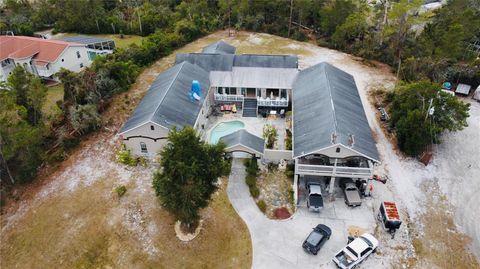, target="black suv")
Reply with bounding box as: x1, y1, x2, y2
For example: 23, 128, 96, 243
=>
302, 224, 332, 255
